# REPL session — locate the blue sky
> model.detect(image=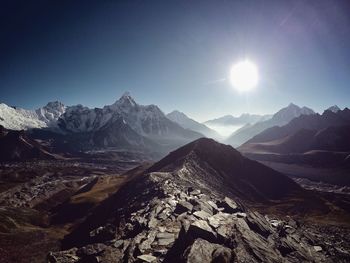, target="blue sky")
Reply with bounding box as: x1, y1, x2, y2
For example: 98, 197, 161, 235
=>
1, 0, 350, 121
